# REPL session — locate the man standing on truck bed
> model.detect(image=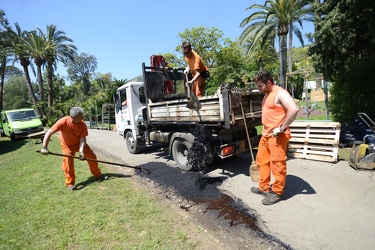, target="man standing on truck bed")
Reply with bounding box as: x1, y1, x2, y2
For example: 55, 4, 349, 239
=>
40, 107, 107, 191
181, 41, 209, 97
251, 69, 299, 205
